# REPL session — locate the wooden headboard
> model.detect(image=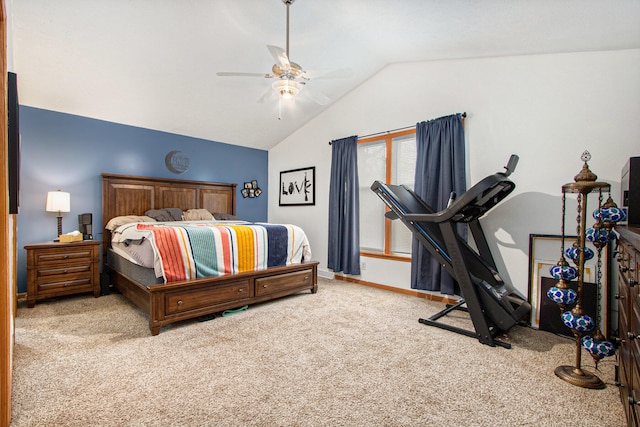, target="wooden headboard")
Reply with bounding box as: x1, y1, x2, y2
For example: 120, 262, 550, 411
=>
101, 173, 237, 250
